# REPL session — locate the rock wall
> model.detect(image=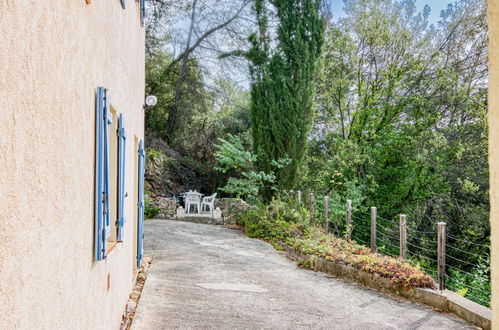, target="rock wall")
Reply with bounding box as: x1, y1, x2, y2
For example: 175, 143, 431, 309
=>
148, 196, 177, 219
148, 196, 251, 224
215, 198, 252, 224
